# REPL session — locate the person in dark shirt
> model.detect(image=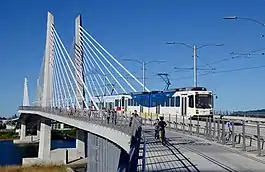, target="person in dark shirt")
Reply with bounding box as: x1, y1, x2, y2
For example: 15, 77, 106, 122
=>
158, 116, 167, 141
129, 110, 138, 127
